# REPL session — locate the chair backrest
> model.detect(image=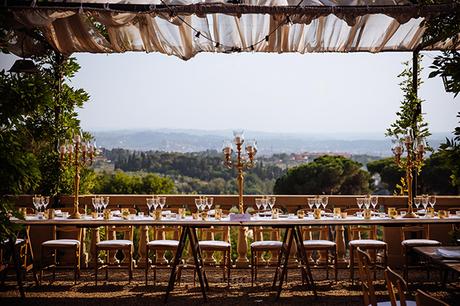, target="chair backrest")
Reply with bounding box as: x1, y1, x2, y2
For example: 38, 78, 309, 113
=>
385, 267, 409, 306
198, 226, 230, 243
415, 289, 449, 306
348, 225, 377, 241
400, 225, 429, 241
53, 226, 82, 242
105, 226, 134, 241
152, 226, 181, 241
357, 248, 377, 306
301, 226, 329, 241
253, 226, 280, 242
